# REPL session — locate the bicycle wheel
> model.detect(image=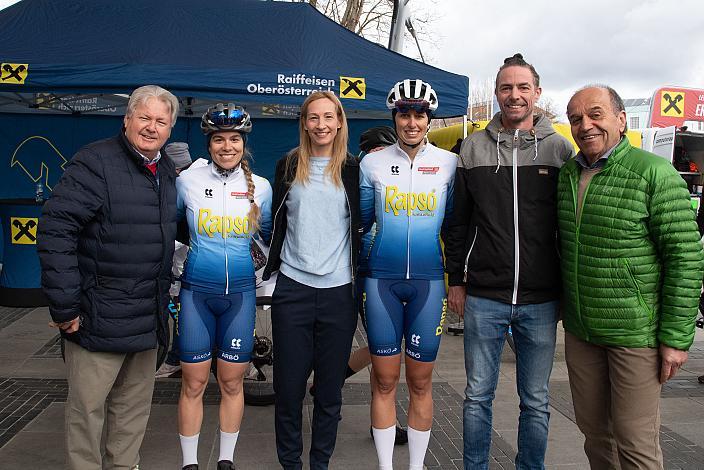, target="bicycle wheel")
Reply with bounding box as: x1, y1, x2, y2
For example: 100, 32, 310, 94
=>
243, 296, 275, 406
